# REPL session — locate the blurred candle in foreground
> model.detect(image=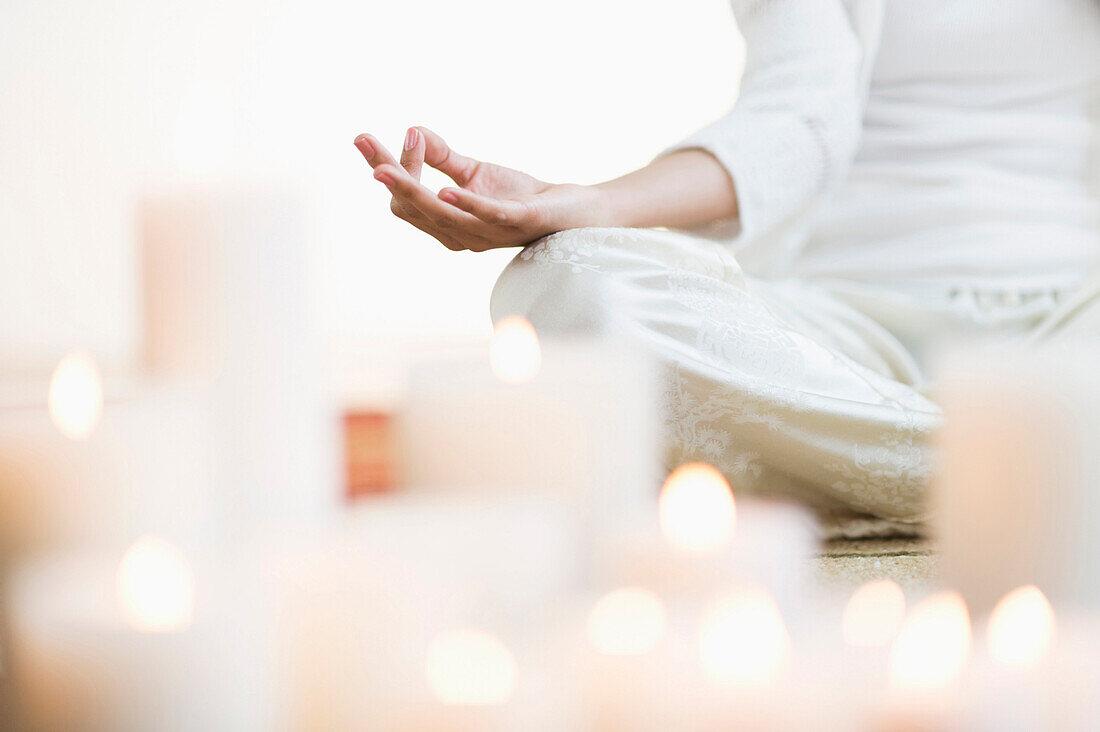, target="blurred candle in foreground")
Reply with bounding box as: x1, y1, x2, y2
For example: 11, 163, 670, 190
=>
116, 535, 196, 633
425, 629, 518, 706
934, 344, 1100, 613
843, 579, 906, 648
587, 587, 667, 656
888, 591, 971, 692
0, 385, 218, 554
6, 550, 269, 732
140, 186, 339, 525
658, 463, 735, 555
398, 337, 659, 541
986, 585, 1055, 668
47, 350, 103, 439
699, 588, 788, 685
490, 315, 542, 383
